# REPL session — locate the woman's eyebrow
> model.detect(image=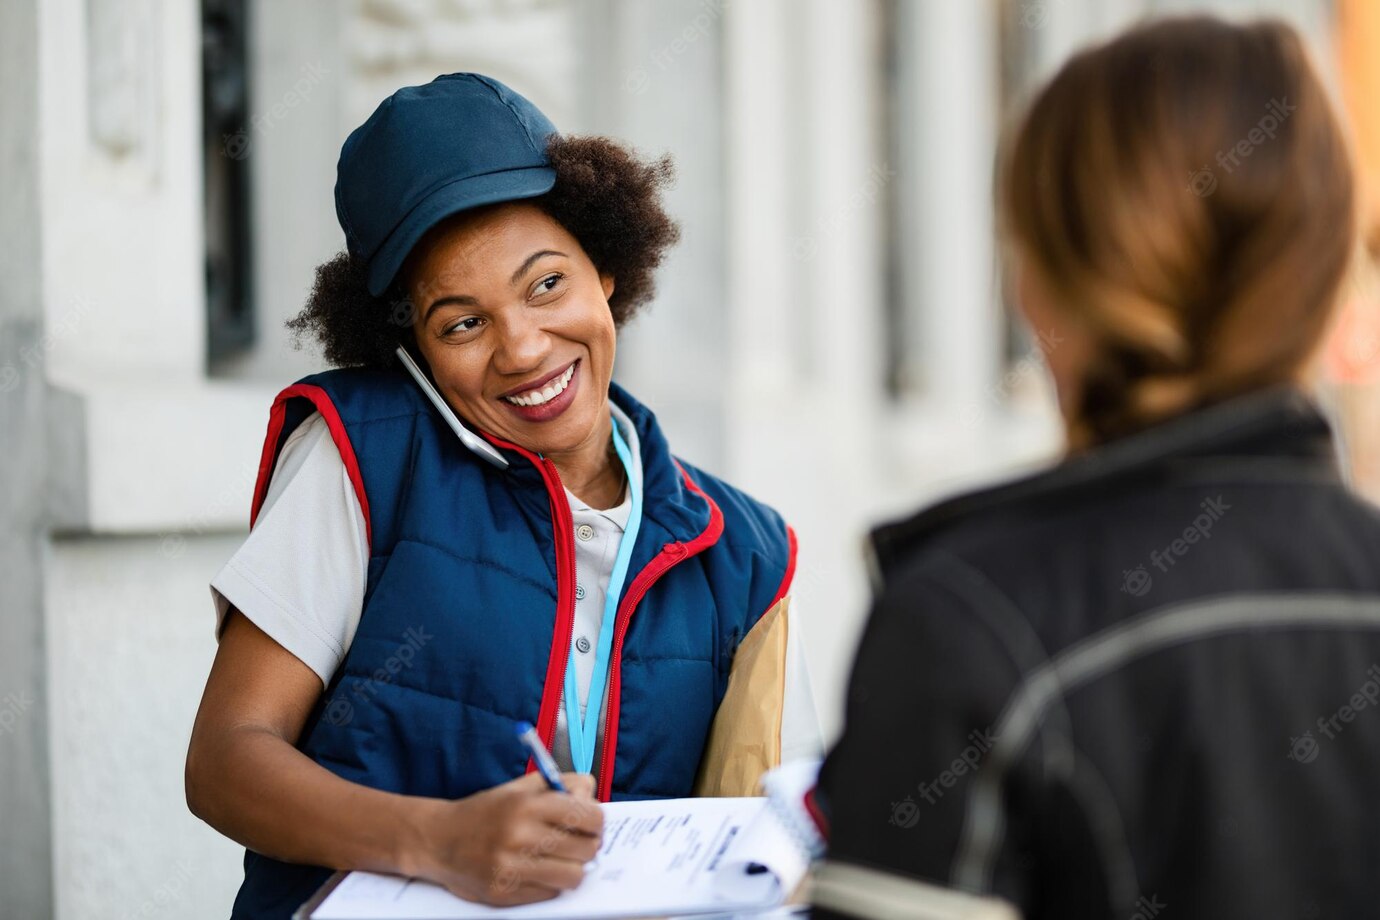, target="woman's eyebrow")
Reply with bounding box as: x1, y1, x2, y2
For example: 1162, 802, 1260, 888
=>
422, 250, 570, 321
423, 293, 478, 323
509, 249, 568, 286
